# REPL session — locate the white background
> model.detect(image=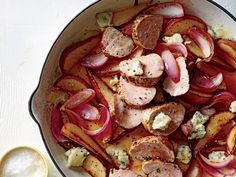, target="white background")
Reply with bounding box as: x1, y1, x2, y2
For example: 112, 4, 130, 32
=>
0, 0, 235, 176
